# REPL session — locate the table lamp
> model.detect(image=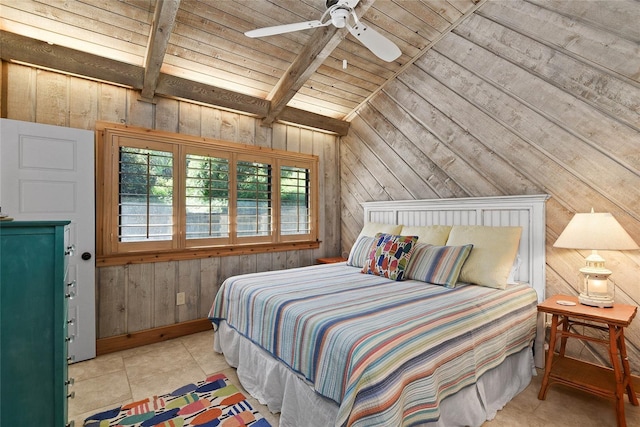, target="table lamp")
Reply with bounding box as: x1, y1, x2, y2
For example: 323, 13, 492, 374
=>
553, 209, 639, 308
